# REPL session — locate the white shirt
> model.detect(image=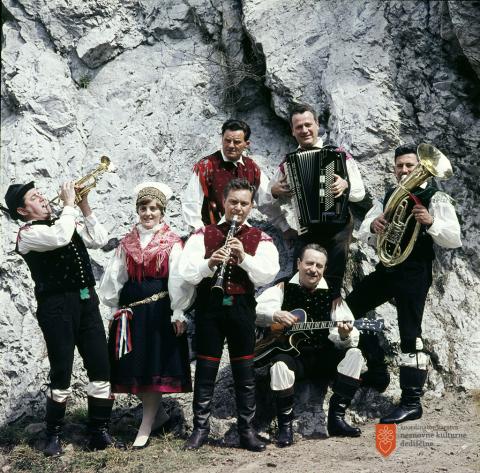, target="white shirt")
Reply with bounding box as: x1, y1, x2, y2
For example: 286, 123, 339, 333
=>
181, 150, 286, 231
17, 206, 108, 254
357, 186, 462, 249
267, 139, 366, 232
178, 217, 280, 288
255, 272, 359, 349
97, 223, 195, 322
